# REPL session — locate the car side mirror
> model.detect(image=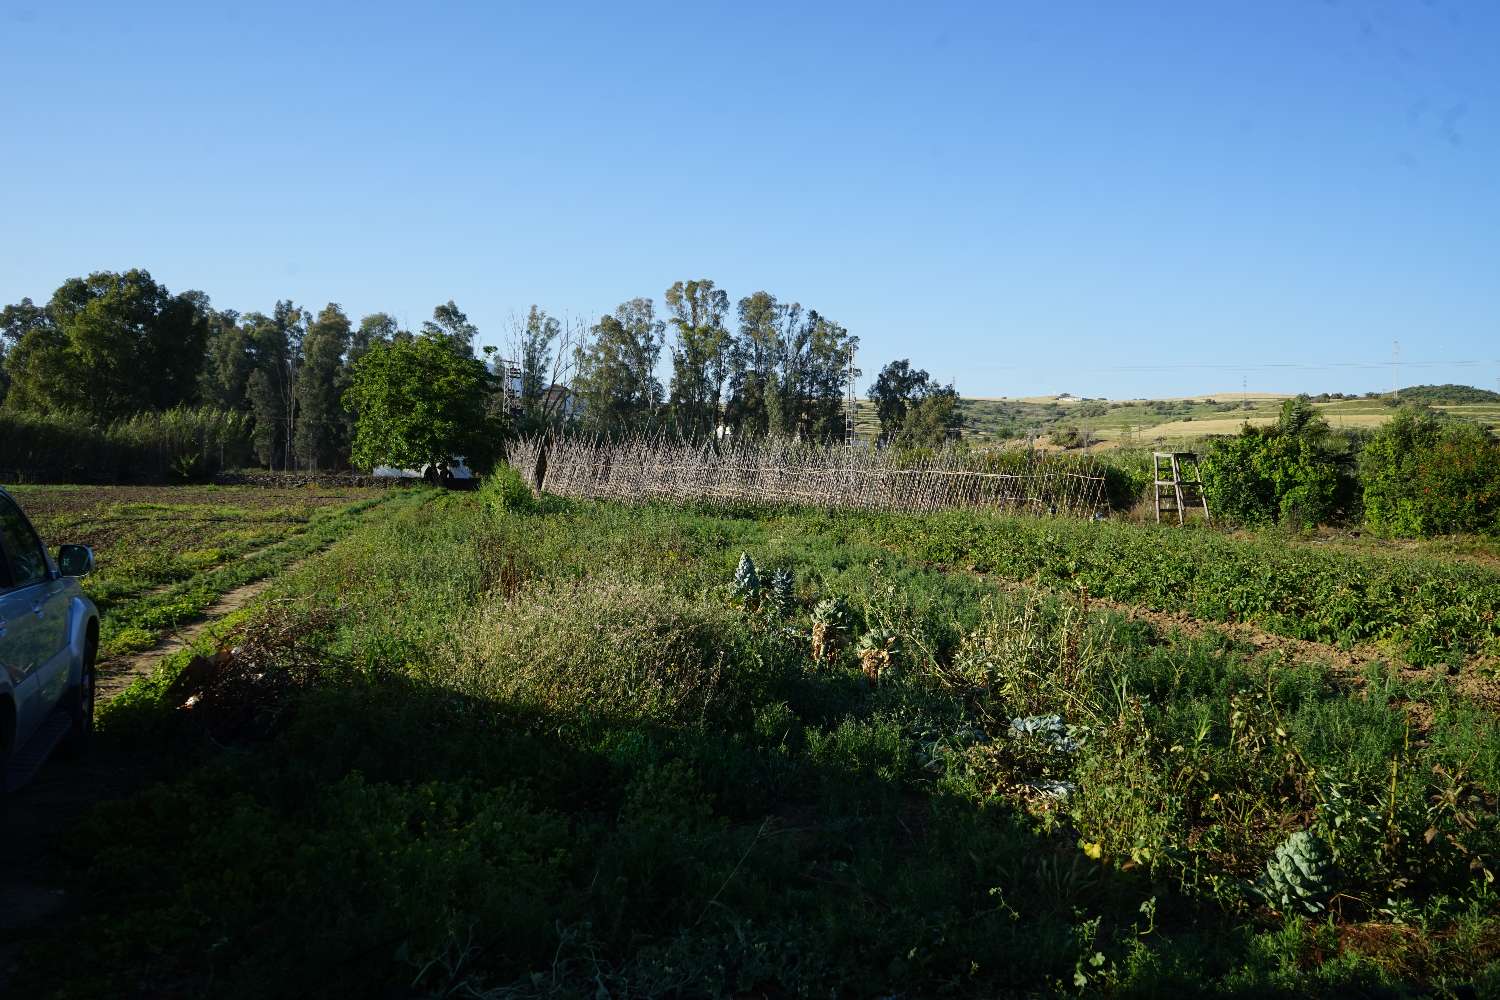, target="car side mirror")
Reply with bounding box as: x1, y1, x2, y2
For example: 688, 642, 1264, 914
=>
58, 544, 94, 577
